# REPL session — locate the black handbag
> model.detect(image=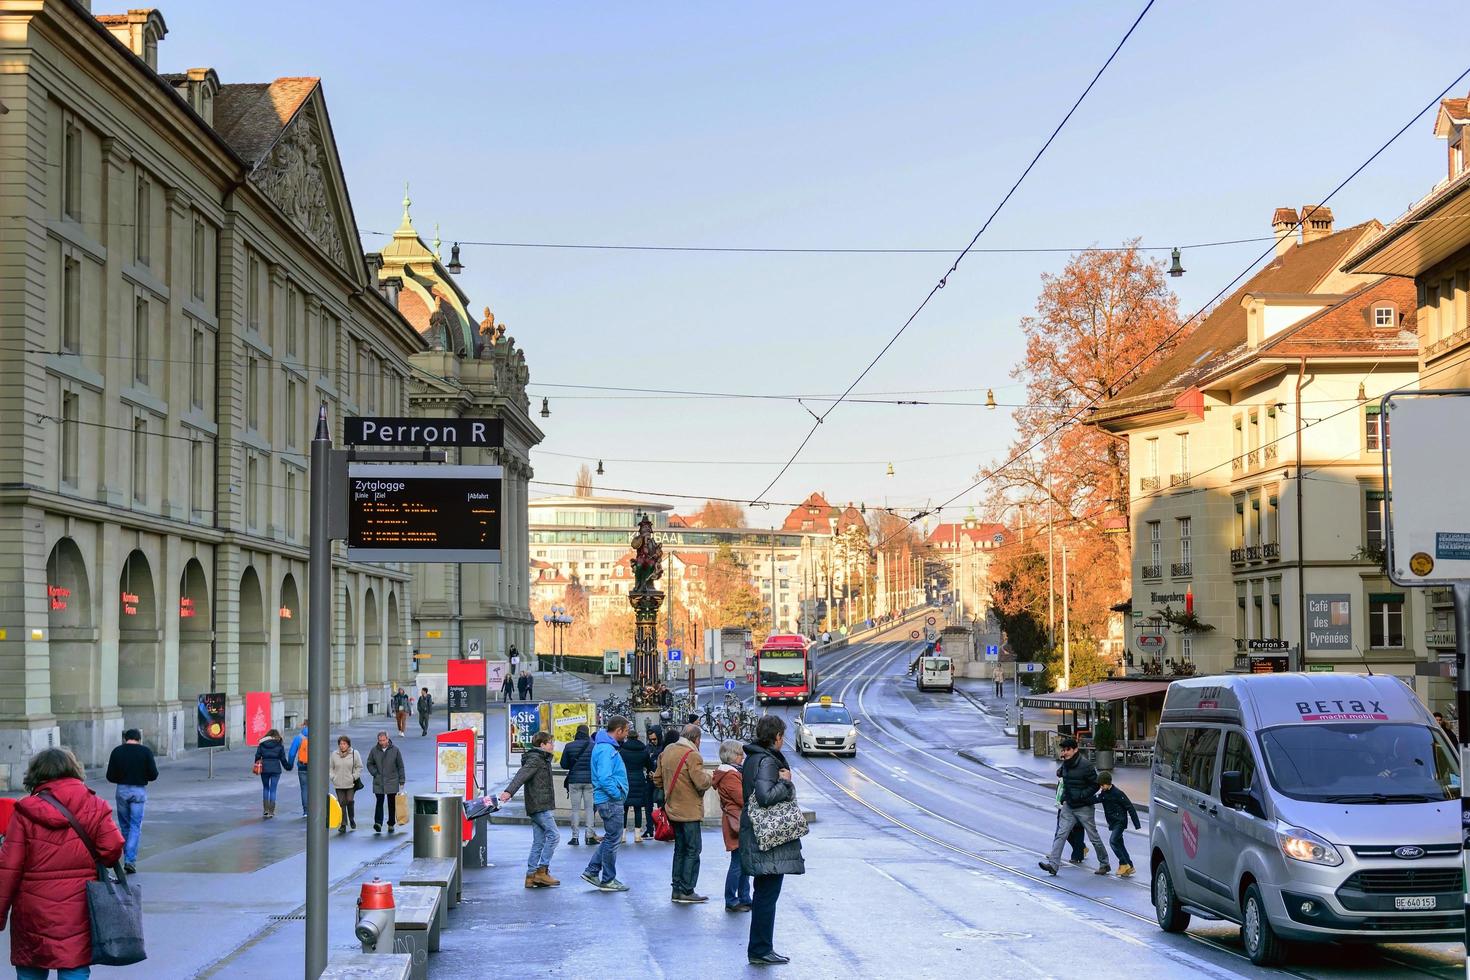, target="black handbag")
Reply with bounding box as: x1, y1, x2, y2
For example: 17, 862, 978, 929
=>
38, 790, 147, 966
